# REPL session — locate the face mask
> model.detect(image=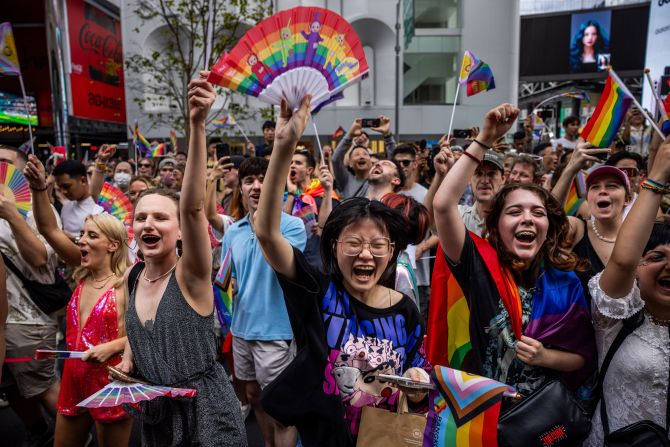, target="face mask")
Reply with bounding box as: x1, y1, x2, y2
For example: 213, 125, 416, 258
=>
114, 172, 132, 187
